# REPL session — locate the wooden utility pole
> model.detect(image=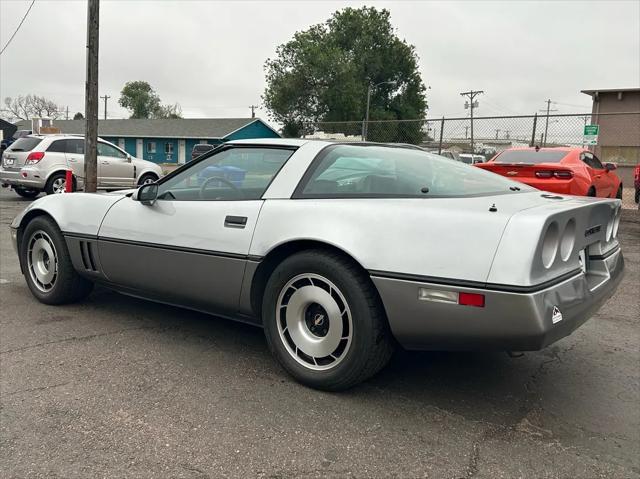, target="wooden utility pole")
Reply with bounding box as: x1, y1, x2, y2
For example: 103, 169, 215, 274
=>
100, 95, 110, 120
84, 0, 99, 193
539, 99, 557, 147
249, 104, 258, 118
460, 90, 483, 152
